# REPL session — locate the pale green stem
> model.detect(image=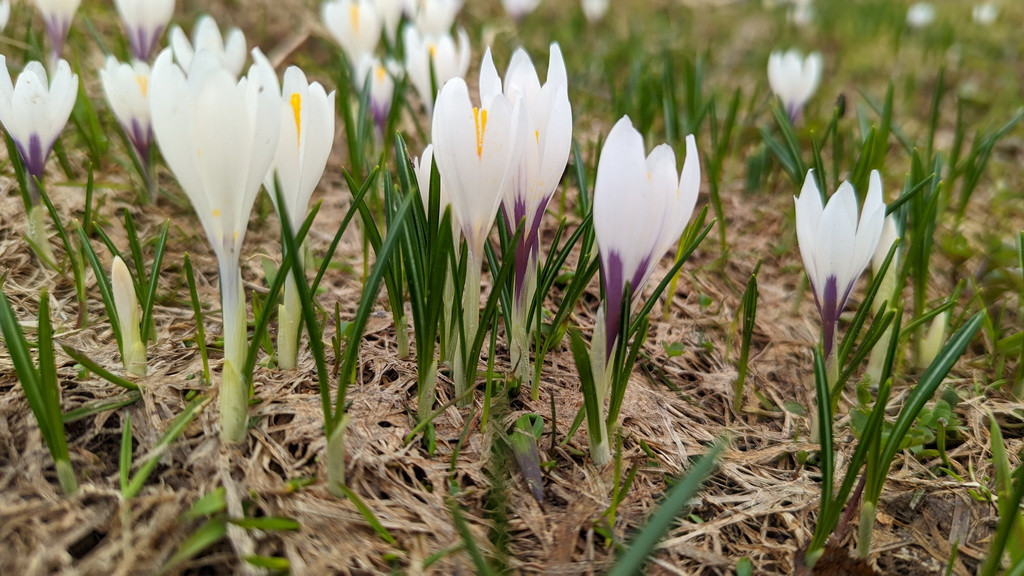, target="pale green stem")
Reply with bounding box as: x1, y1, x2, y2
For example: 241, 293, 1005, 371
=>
453, 250, 482, 404
512, 256, 537, 395
395, 313, 410, 359
441, 264, 456, 365
866, 264, 899, 384
219, 263, 249, 443
418, 358, 438, 424
27, 204, 57, 268
122, 316, 147, 378
588, 310, 612, 466
326, 414, 350, 497
55, 459, 78, 495
856, 500, 876, 558
277, 270, 301, 370
114, 259, 147, 377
